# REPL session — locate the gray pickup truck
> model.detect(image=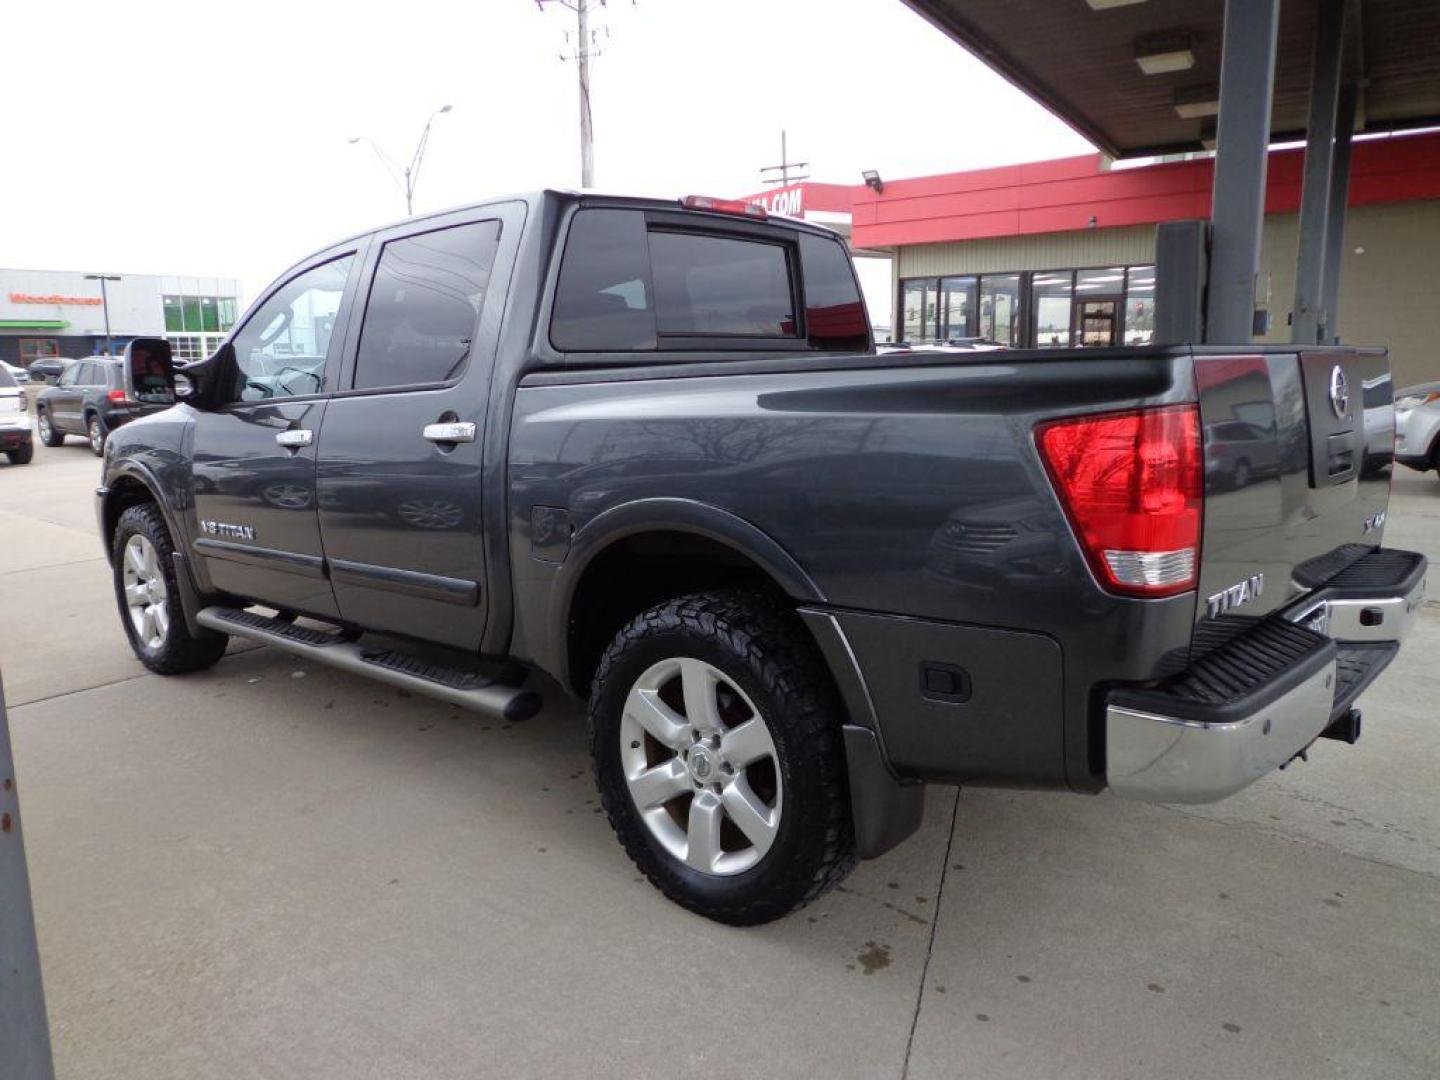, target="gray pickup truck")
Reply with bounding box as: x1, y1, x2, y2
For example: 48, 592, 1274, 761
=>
96, 191, 1425, 924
